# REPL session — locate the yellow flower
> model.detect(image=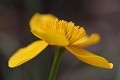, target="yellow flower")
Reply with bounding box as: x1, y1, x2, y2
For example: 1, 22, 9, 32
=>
8, 13, 113, 69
